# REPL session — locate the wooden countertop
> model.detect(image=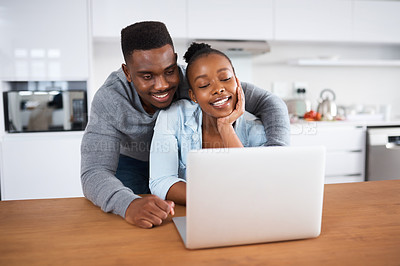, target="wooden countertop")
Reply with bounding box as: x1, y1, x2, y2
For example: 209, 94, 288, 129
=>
1, 180, 399, 265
